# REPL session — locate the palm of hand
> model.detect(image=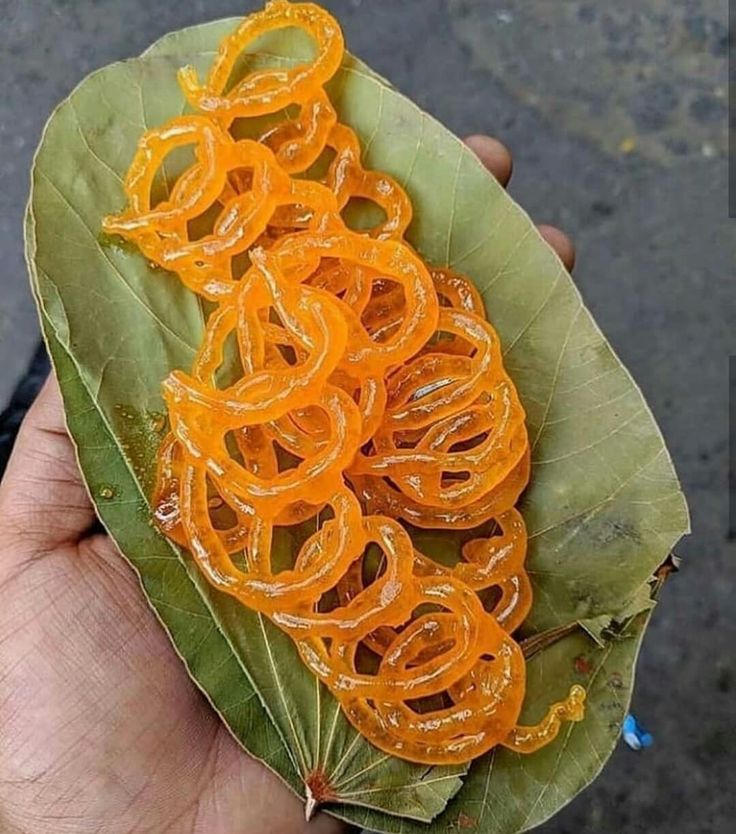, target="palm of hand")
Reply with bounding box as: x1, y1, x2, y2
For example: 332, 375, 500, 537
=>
0, 380, 339, 834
